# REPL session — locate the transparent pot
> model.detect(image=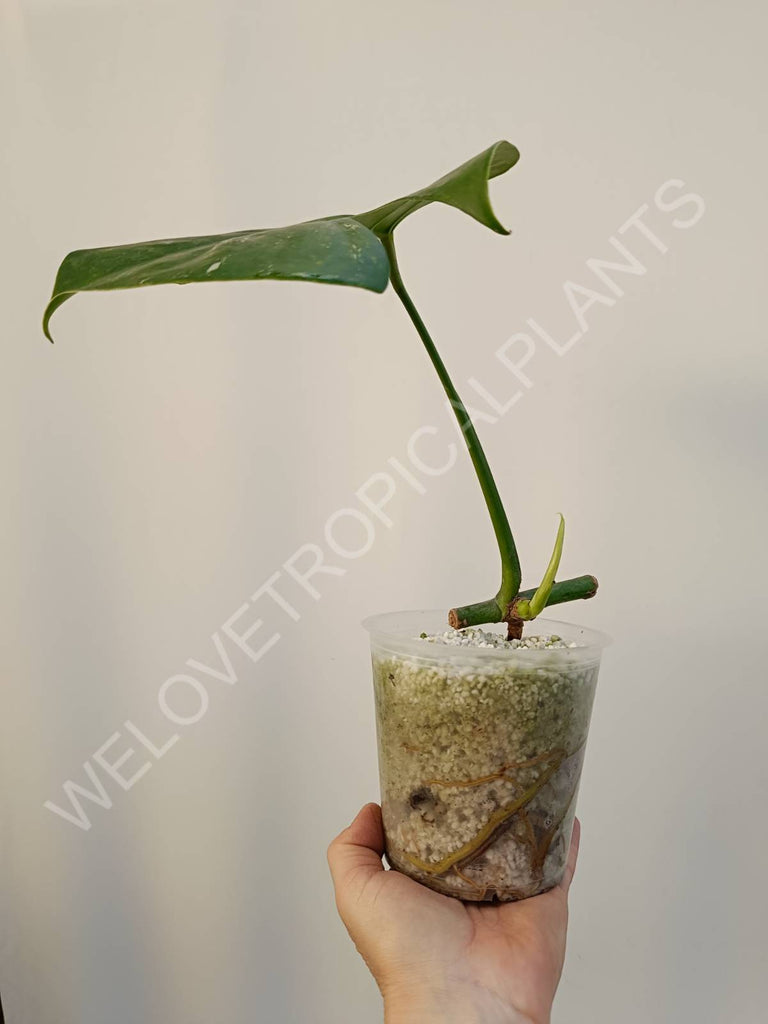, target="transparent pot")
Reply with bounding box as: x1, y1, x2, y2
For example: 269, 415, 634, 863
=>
363, 610, 609, 902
